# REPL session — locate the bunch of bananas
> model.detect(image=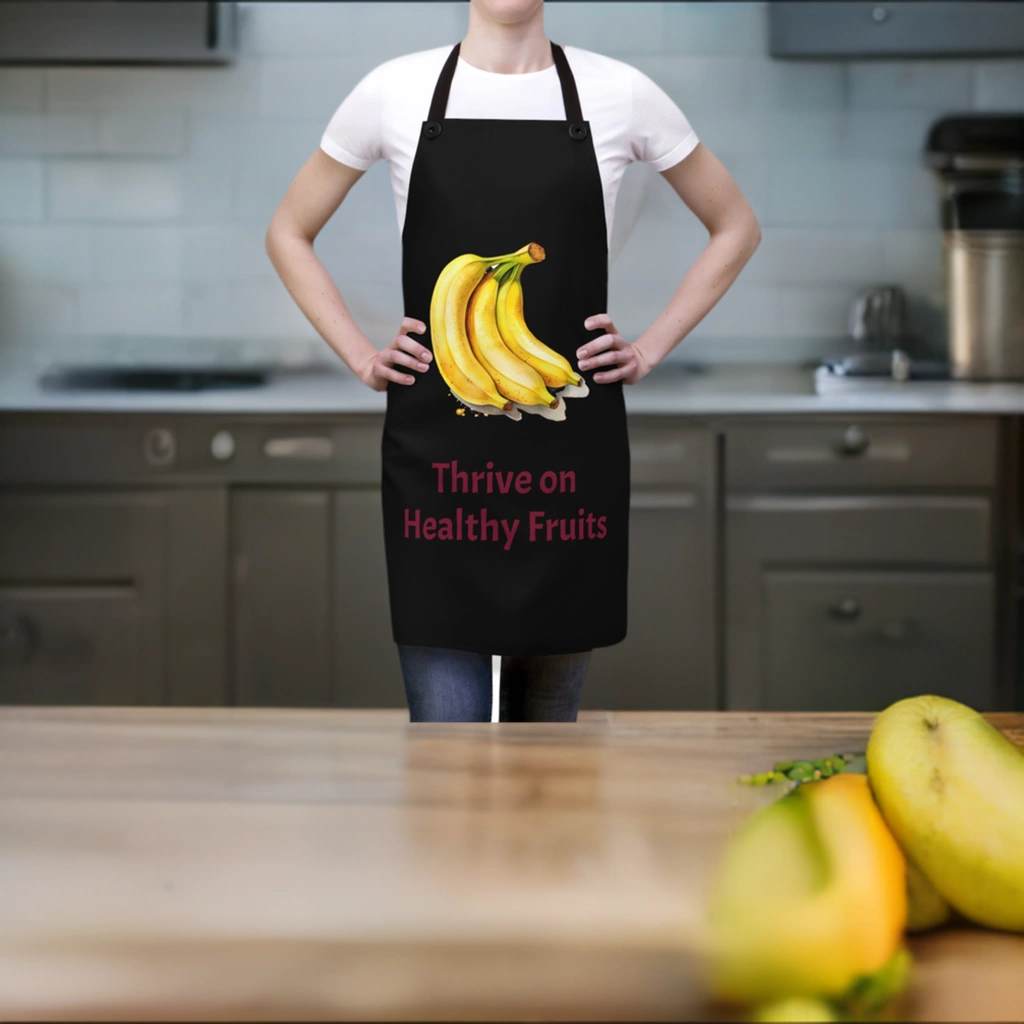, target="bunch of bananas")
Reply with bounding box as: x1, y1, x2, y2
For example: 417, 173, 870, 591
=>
429, 242, 590, 422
